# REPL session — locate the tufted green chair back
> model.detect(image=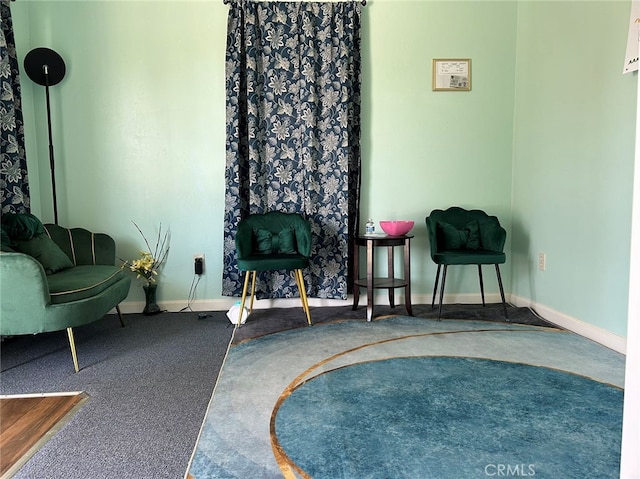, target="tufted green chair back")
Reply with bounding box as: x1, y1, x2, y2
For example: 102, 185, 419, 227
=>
44, 224, 117, 266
